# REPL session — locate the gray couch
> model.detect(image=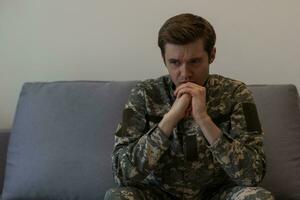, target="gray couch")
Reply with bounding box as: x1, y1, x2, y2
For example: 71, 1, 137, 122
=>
0, 80, 300, 200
